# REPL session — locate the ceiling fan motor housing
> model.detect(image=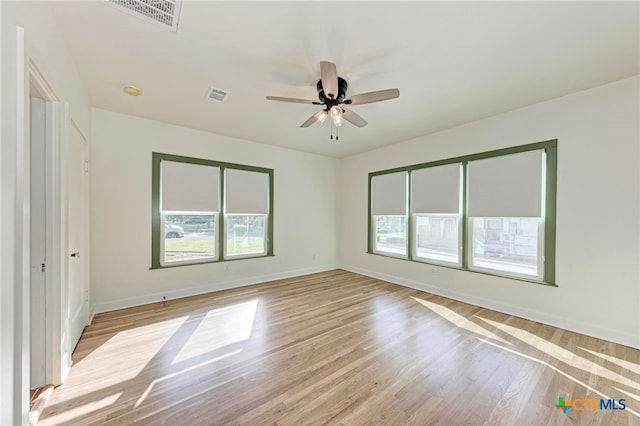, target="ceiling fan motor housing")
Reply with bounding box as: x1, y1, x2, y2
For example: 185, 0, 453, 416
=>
317, 77, 348, 106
